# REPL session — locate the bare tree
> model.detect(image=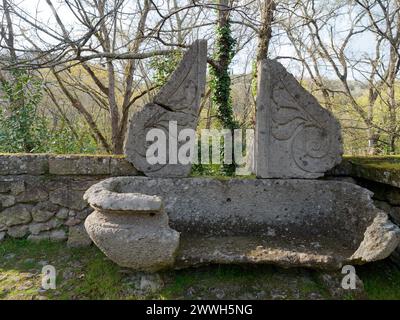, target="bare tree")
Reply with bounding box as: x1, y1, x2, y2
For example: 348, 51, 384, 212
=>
279, 0, 400, 154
